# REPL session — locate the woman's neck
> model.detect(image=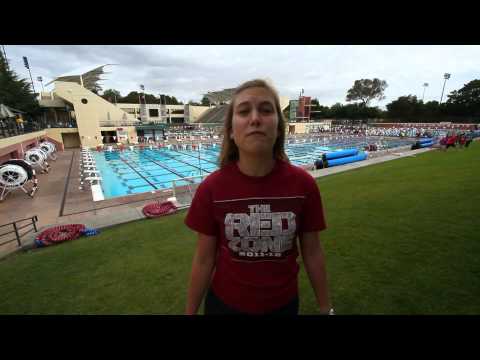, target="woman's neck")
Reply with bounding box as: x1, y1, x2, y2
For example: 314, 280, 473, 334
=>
237, 153, 276, 177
